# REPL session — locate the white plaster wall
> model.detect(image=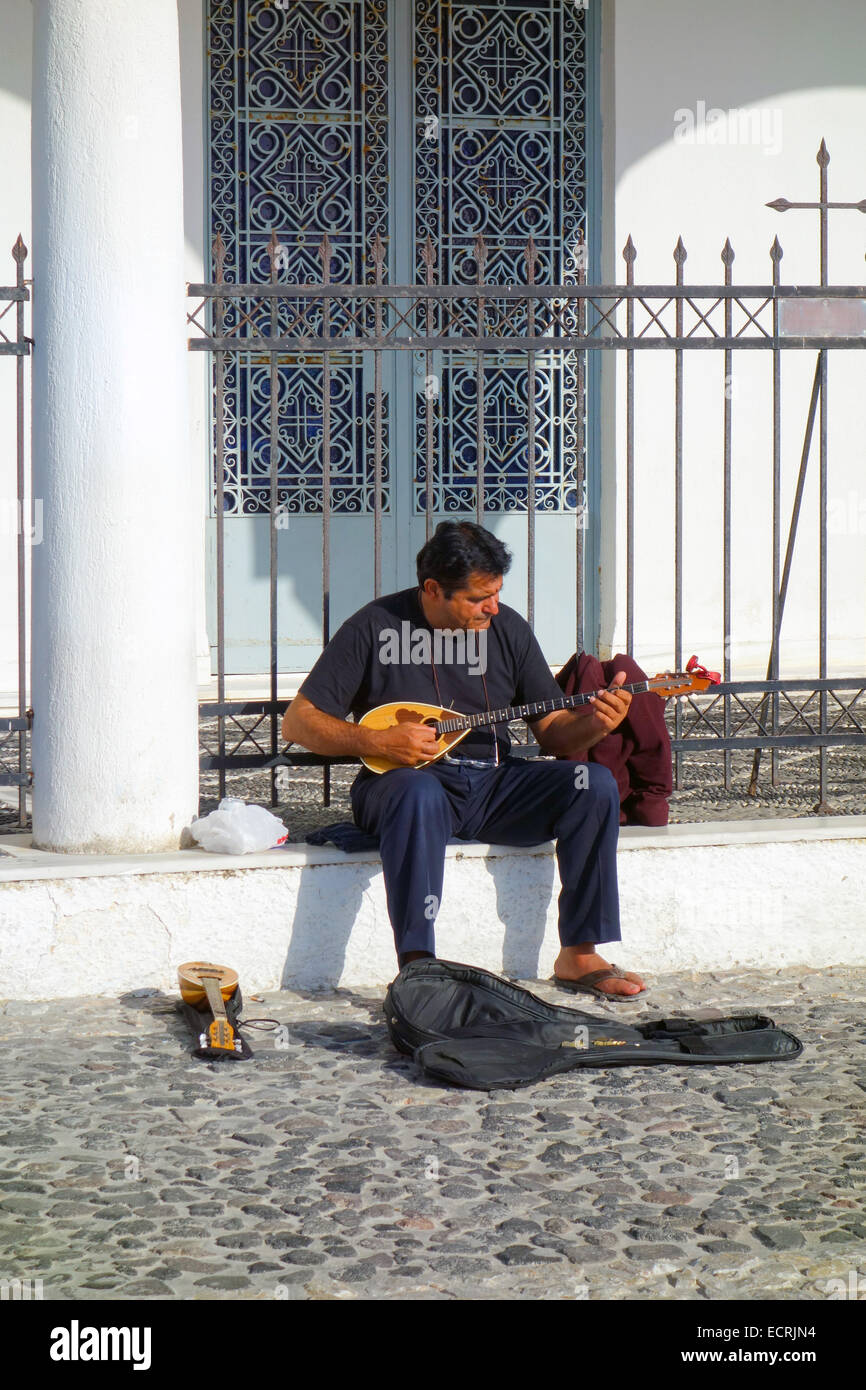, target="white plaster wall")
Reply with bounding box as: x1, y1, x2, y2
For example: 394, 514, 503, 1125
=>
1, 828, 864, 998
603, 0, 866, 676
